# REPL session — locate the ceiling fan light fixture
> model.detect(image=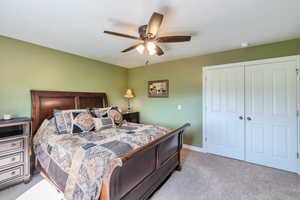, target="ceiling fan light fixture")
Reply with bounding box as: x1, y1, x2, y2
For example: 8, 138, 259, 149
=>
104, 12, 191, 57
146, 41, 157, 55
149, 49, 157, 56
146, 42, 156, 52
136, 44, 145, 54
